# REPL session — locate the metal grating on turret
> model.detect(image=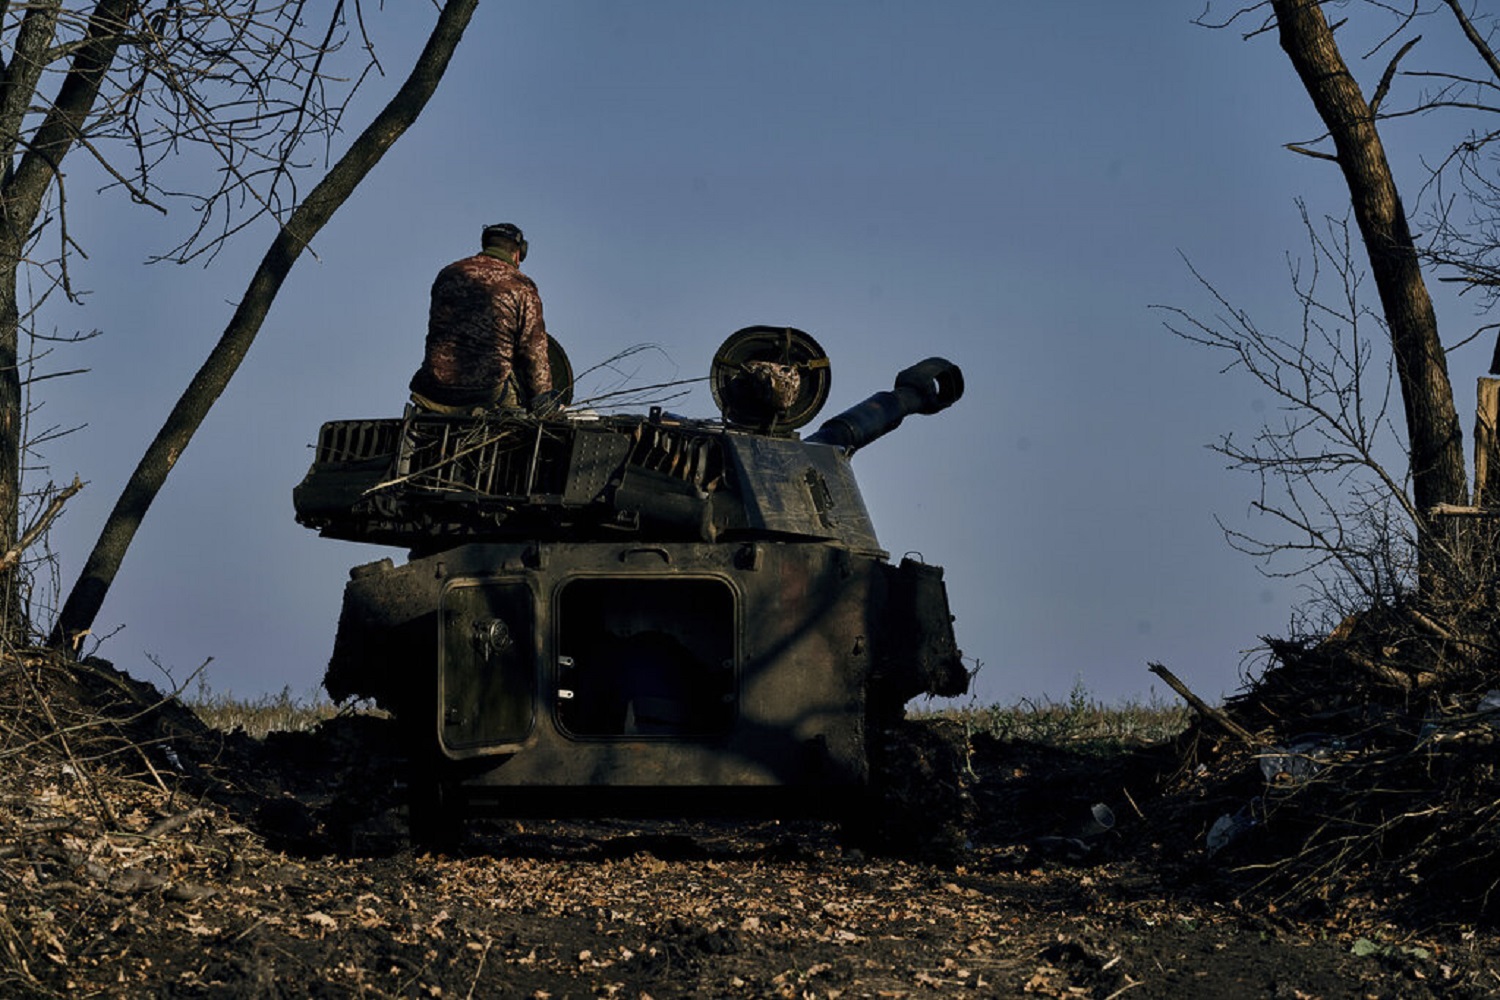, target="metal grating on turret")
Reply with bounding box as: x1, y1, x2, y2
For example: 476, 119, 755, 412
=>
314, 419, 402, 465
